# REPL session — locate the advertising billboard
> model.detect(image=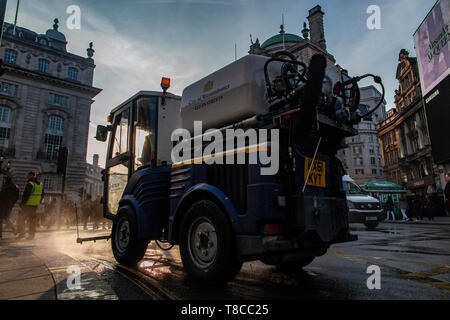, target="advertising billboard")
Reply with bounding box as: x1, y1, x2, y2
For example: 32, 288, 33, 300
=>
413, 0, 450, 97
423, 75, 450, 164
